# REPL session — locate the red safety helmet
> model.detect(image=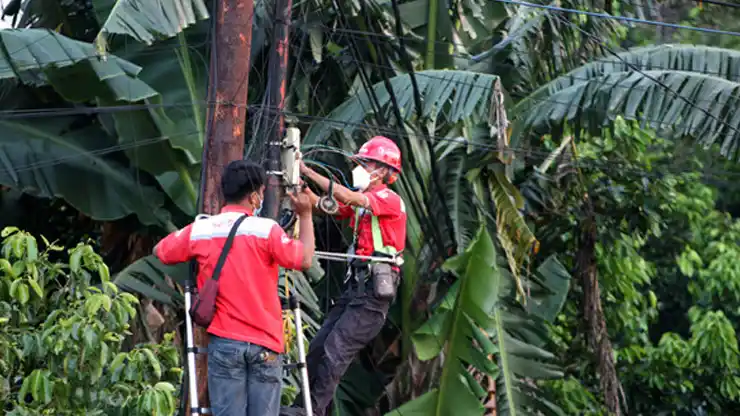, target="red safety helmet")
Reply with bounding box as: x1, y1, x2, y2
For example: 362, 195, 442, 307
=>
353, 136, 402, 173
